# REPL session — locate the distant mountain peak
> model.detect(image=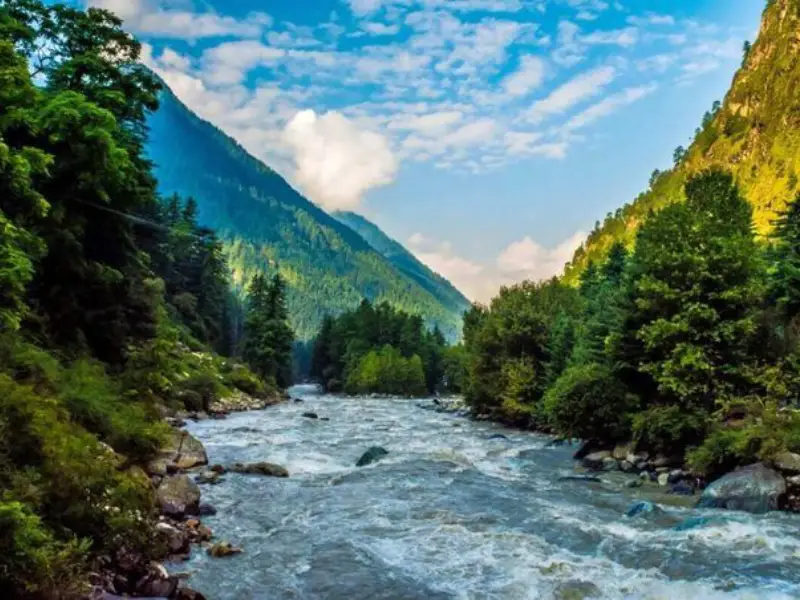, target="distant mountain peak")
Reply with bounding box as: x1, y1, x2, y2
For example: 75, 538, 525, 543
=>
146, 84, 469, 340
